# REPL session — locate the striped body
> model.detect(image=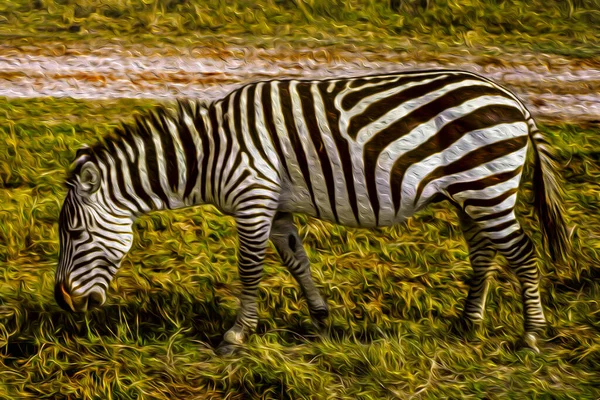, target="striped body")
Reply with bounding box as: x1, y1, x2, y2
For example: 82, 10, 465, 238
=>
121, 71, 530, 226
55, 69, 569, 352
